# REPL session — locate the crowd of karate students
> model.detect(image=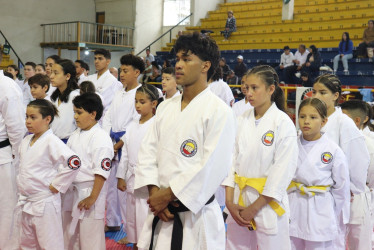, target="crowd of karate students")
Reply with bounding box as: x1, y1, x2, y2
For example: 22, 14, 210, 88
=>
1, 32, 374, 250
